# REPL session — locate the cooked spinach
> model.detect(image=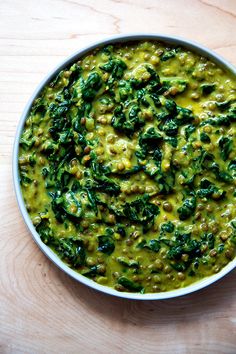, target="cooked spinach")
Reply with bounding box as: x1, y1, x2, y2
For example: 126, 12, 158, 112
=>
117, 257, 139, 268
50, 190, 83, 222
161, 221, 175, 233
81, 72, 102, 101
177, 196, 196, 220
98, 233, 115, 255
111, 104, 144, 137
200, 132, 211, 143
123, 194, 159, 226
201, 83, 215, 95
166, 232, 202, 270
100, 58, 127, 79
138, 127, 163, 157
137, 239, 160, 252
83, 265, 100, 278
55, 237, 86, 267
117, 276, 143, 292
185, 124, 196, 140
197, 179, 225, 200
161, 49, 177, 61
219, 137, 233, 160
36, 218, 54, 244
162, 78, 188, 94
